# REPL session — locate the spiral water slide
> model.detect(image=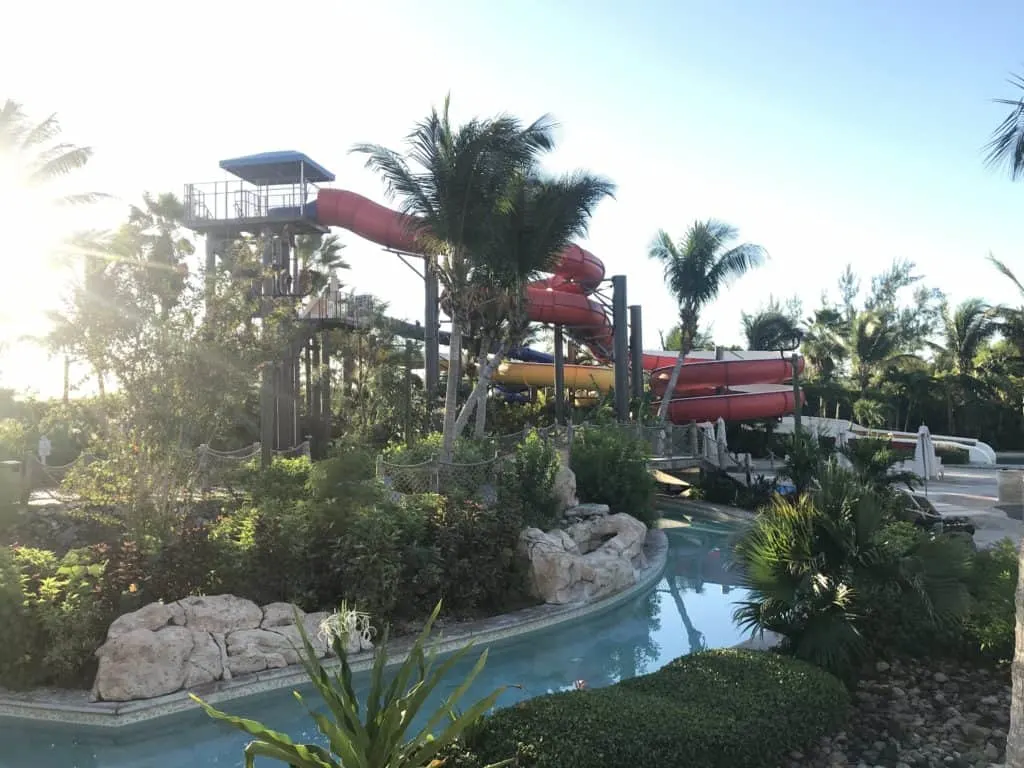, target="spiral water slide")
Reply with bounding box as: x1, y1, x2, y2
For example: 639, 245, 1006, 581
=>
313, 188, 802, 422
